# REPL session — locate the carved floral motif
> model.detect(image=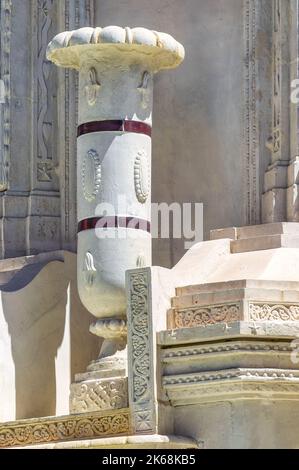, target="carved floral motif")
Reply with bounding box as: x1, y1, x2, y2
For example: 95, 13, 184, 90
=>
174, 304, 240, 328
249, 303, 299, 321
127, 269, 156, 434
